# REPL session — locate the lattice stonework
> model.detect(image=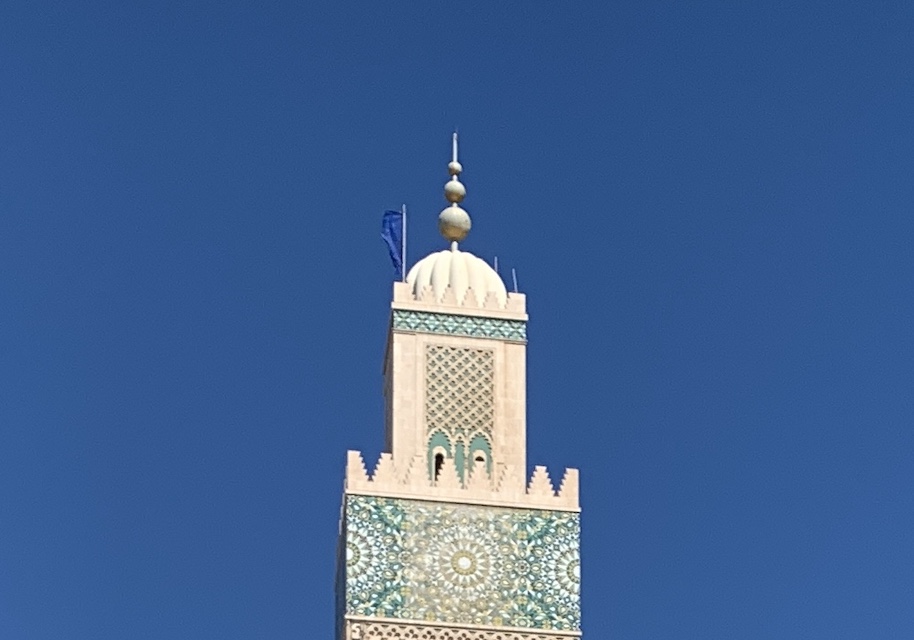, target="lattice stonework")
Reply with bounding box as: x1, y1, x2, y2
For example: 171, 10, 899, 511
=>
346, 620, 578, 640
425, 345, 494, 438
344, 496, 581, 631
